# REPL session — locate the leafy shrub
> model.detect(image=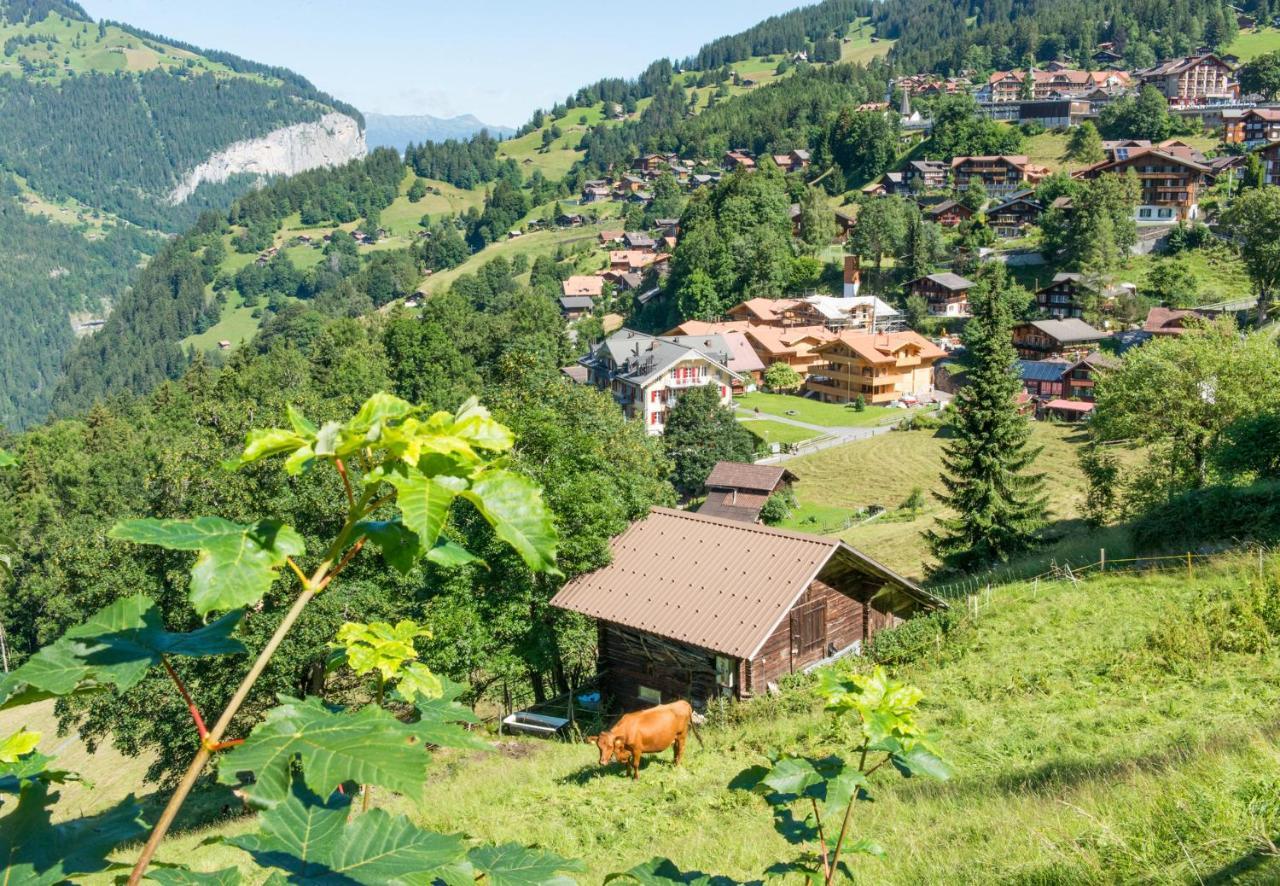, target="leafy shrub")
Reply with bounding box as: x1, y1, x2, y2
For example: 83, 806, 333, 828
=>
1133, 481, 1280, 551
902, 410, 943, 431
760, 491, 795, 525
865, 607, 964, 665
1146, 566, 1280, 665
